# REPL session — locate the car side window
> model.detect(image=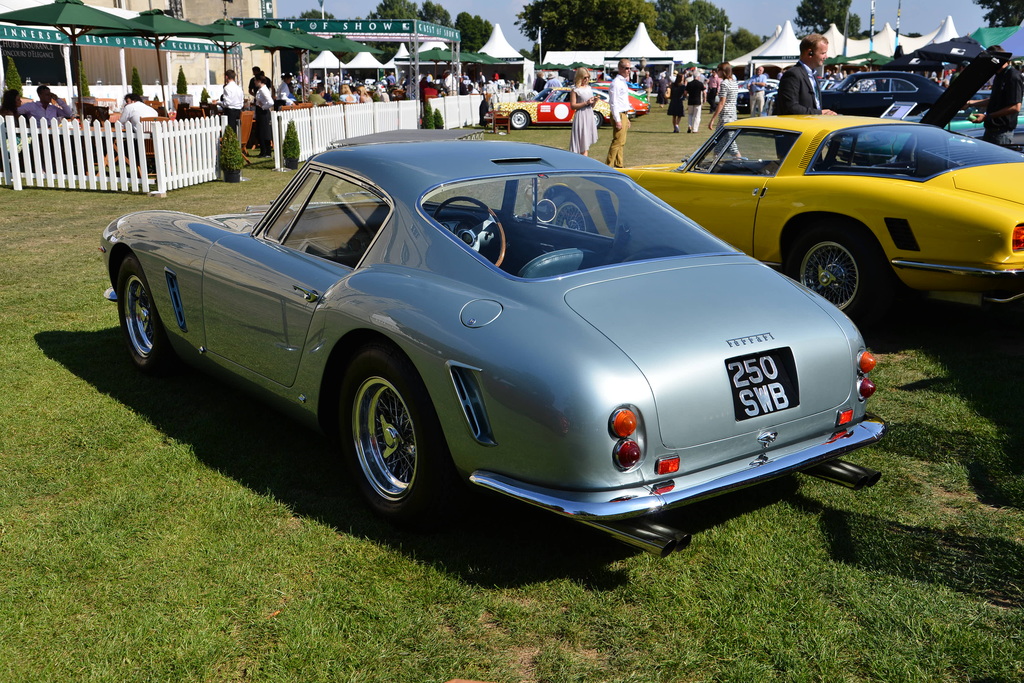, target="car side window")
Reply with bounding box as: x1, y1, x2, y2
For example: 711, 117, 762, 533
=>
691, 130, 741, 173
892, 79, 918, 92
264, 172, 321, 242
693, 130, 799, 176
280, 174, 391, 267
